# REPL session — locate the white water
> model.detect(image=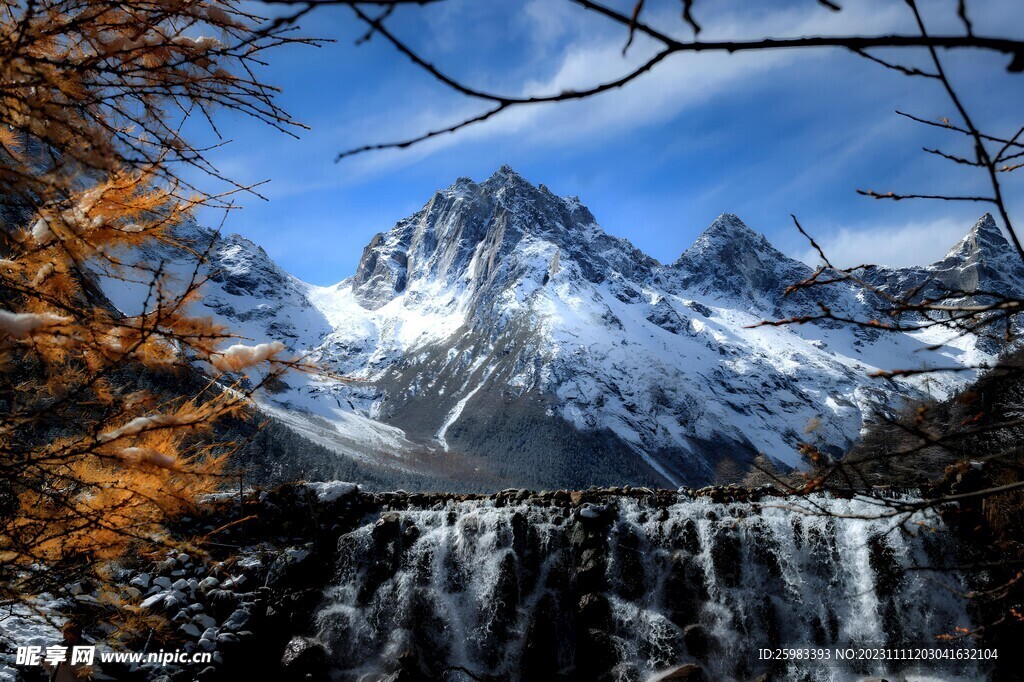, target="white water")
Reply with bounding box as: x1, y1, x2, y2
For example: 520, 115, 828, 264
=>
313, 494, 980, 681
